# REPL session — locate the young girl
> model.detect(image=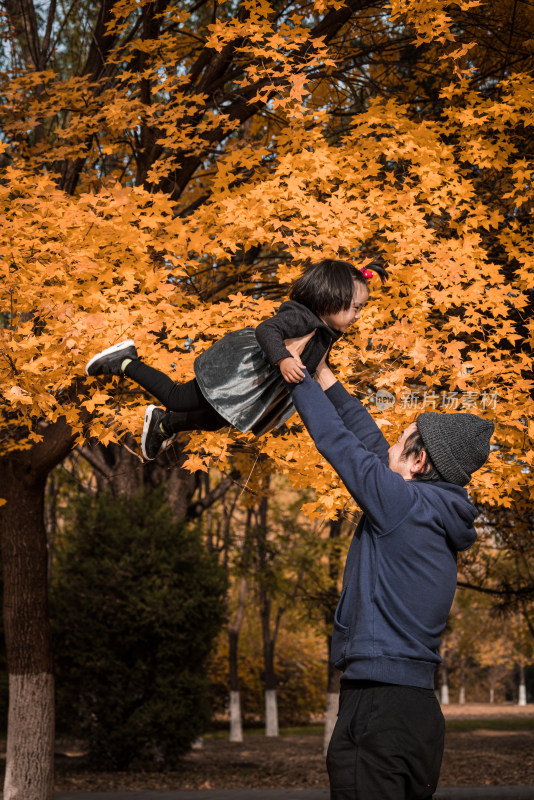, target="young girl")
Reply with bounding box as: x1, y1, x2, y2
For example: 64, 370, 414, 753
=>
85, 258, 385, 459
